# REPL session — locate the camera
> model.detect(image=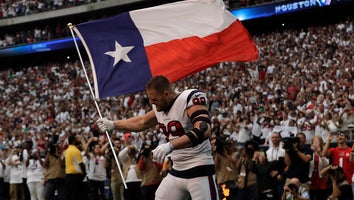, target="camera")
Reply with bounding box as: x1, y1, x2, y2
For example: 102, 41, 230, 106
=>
287, 183, 298, 192
283, 137, 300, 151
139, 144, 152, 158
128, 148, 137, 156
328, 169, 337, 176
